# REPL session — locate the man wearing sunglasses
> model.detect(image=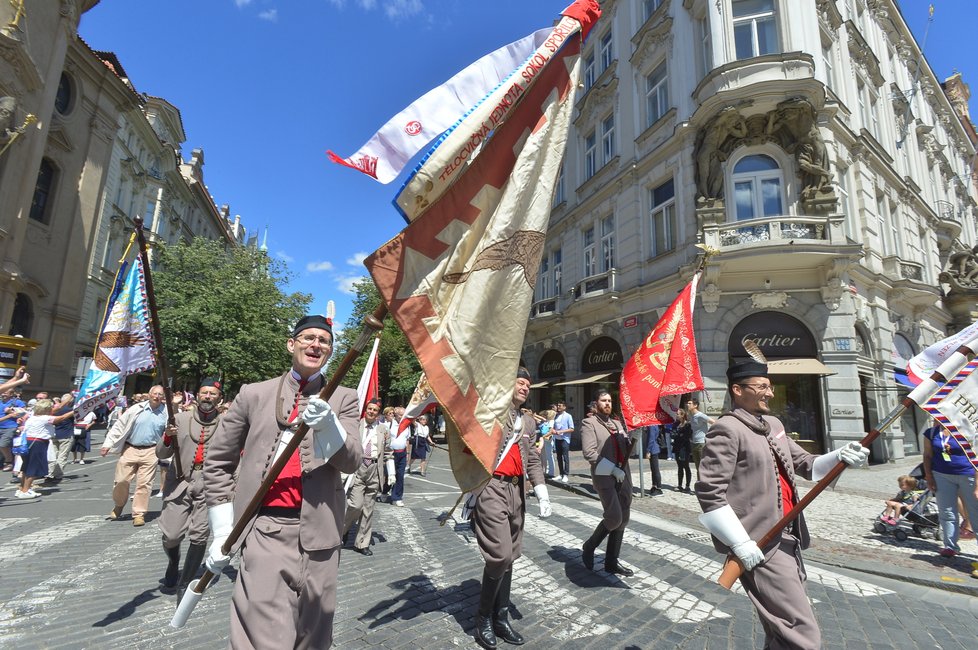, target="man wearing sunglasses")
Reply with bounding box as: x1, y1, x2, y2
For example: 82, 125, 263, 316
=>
695, 358, 868, 650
